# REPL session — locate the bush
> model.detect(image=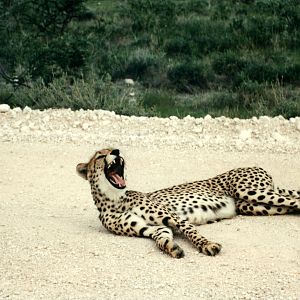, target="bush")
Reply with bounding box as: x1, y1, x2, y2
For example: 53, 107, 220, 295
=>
274, 98, 300, 118
212, 52, 246, 77
175, 17, 236, 55
282, 62, 300, 83
25, 34, 88, 82
123, 49, 166, 87
125, 49, 160, 79
142, 90, 176, 110
212, 52, 300, 88
206, 92, 242, 110
174, 0, 210, 15
164, 37, 192, 57
168, 61, 212, 92
3, 74, 151, 116
124, 0, 176, 33
94, 48, 129, 80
